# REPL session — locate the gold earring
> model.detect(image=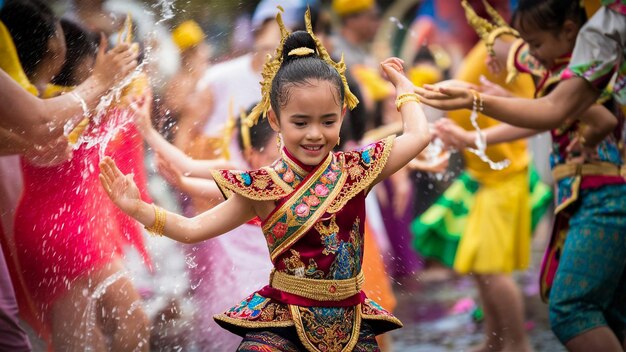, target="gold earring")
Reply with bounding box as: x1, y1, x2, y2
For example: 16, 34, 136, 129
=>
337, 136, 341, 146
276, 134, 282, 151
